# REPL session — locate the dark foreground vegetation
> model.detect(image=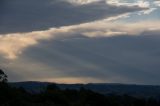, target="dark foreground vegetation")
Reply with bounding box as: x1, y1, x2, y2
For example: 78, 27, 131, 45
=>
1, 69, 160, 106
